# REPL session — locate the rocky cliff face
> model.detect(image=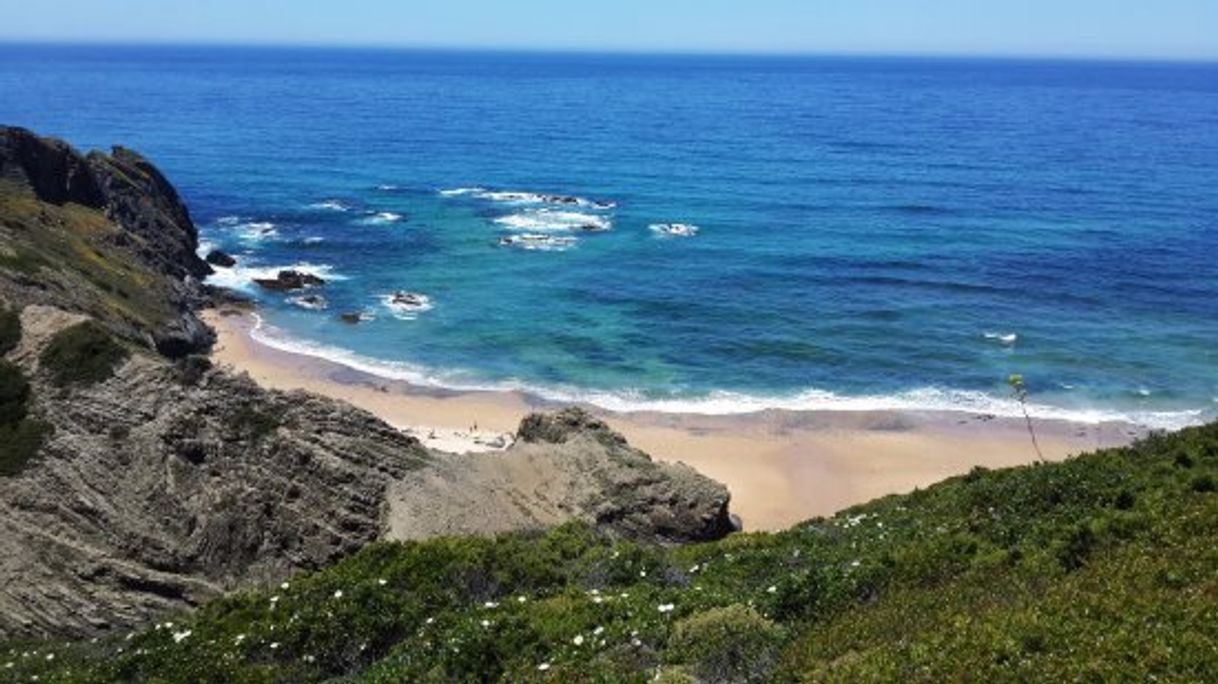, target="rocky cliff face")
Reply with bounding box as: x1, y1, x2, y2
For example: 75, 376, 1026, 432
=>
0, 126, 735, 638
0, 126, 214, 358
